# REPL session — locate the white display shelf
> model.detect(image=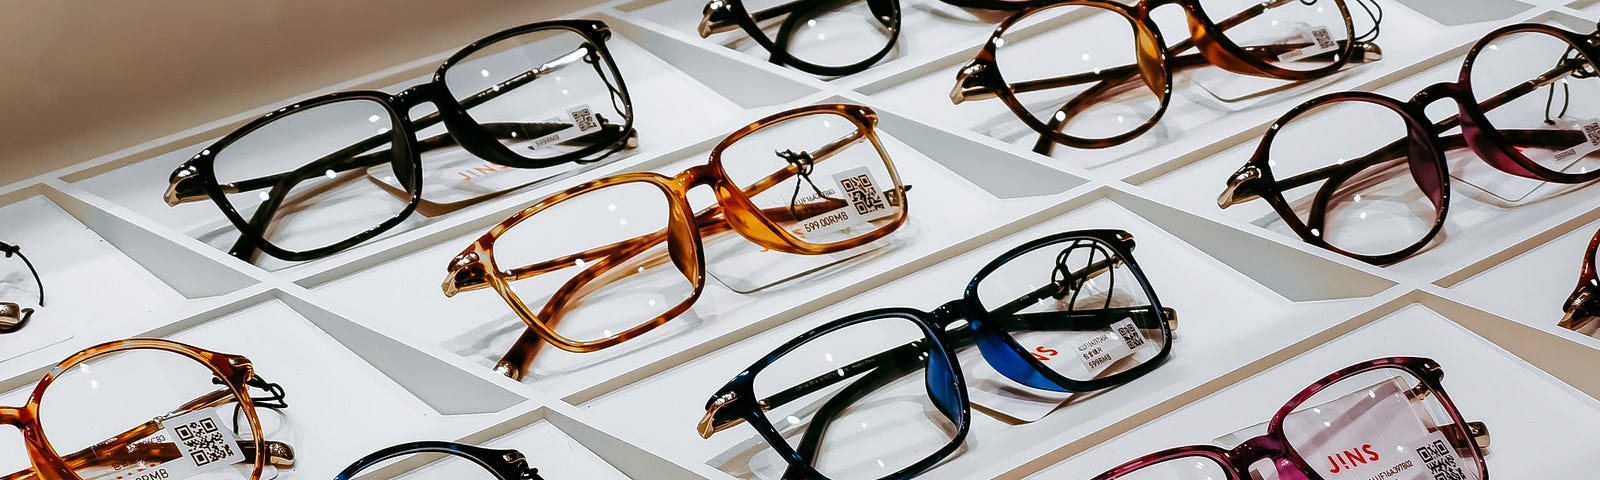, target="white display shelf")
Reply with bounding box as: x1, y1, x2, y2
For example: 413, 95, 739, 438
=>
576, 192, 1399, 479
3, 2, 1598, 480
1011, 297, 1600, 479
